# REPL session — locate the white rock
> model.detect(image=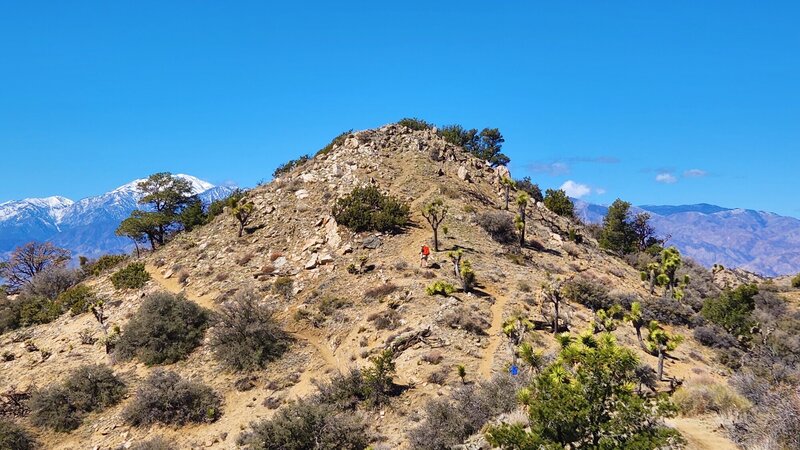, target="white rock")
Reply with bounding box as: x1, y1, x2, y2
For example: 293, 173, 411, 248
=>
305, 253, 319, 270
319, 254, 334, 265
457, 165, 470, 181
273, 256, 287, 268
295, 189, 310, 199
